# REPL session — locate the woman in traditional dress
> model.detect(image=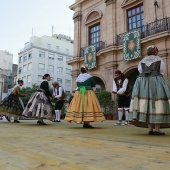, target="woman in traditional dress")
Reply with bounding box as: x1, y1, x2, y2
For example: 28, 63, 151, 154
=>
0, 79, 25, 123
129, 45, 170, 135
22, 74, 55, 125
65, 66, 105, 128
